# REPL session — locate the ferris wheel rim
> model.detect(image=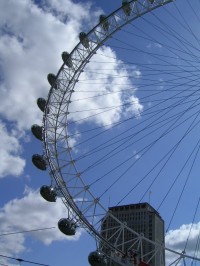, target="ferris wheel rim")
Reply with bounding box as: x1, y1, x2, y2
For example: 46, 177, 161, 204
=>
44, 0, 172, 223
41, 0, 200, 264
